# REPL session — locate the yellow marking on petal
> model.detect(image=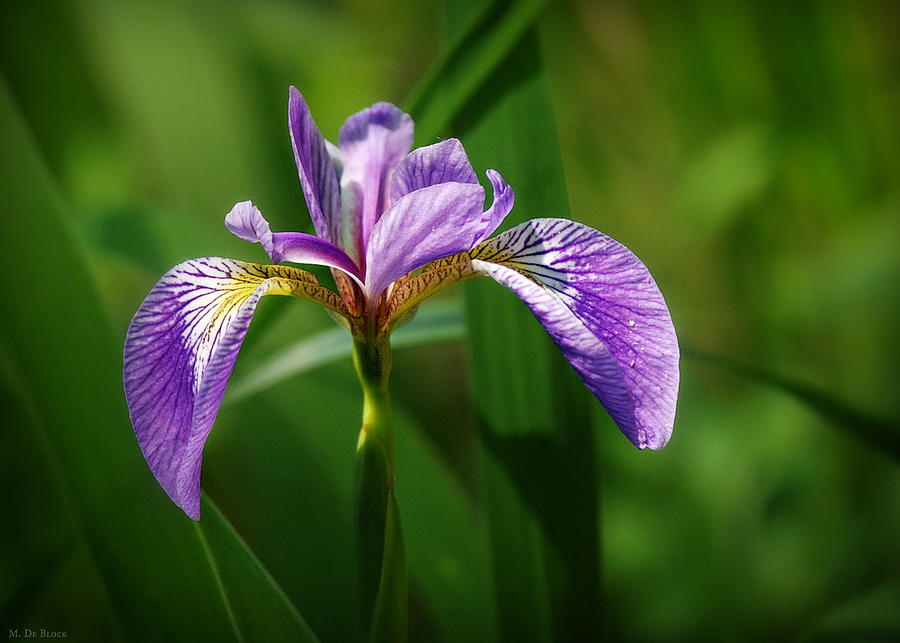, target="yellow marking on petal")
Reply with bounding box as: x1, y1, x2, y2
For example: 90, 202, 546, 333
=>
385, 238, 531, 329
204, 262, 348, 329
386, 250, 480, 328
237, 264, 344, 316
